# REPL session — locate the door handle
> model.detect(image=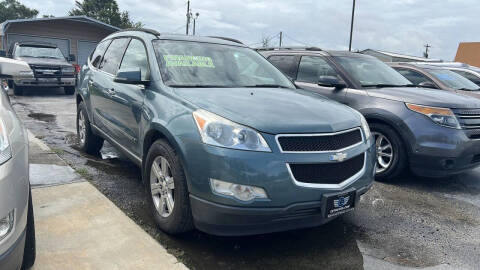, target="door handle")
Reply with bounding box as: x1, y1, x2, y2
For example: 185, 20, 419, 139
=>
107, 88, 116, 95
